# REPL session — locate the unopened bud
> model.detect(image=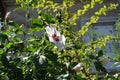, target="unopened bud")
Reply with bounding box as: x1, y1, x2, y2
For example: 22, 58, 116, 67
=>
73, 63, 83, 72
